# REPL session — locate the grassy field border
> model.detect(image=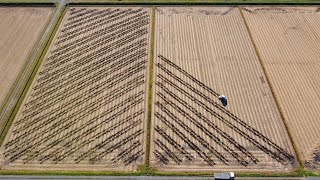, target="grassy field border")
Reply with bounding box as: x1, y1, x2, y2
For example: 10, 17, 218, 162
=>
1, 0, 320, 4
238, 6, 303, 168
0, 3, 57, 145
0, 3, 54, 6
0, 167, 319, 177
67, 1, 320, 5
144, 5, 156, 168
0, 4, 67, 146
0, 170, 142, 176
155, 168, 319, 177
